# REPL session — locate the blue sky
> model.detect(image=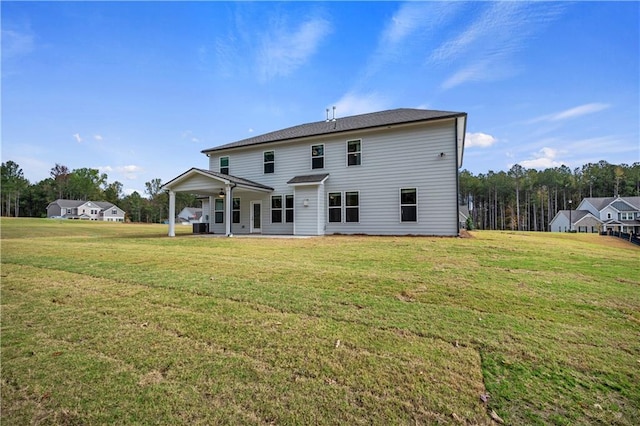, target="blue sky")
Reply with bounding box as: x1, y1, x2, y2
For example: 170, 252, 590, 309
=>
2, 1, 638, 196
